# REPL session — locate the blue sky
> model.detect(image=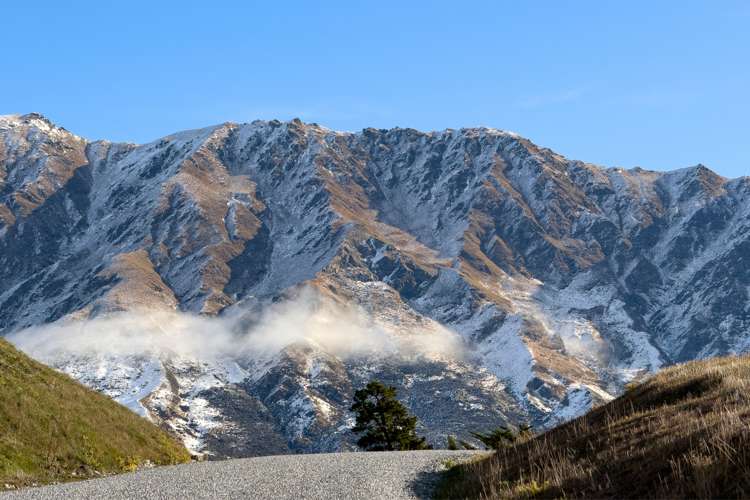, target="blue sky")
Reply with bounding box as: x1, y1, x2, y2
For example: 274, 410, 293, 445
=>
3, 1, 748, 177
